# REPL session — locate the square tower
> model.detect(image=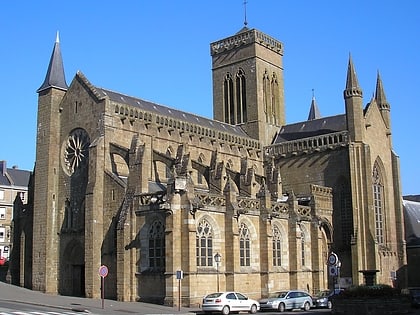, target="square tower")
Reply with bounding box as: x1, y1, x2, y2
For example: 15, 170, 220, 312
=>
211, 27, 285, 145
